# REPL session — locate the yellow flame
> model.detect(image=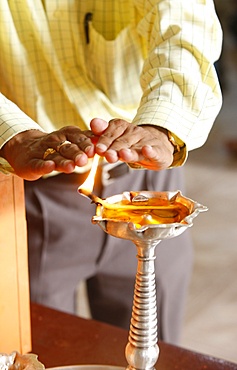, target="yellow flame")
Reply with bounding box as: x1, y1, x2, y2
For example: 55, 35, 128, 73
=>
78, 154, 100, 194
